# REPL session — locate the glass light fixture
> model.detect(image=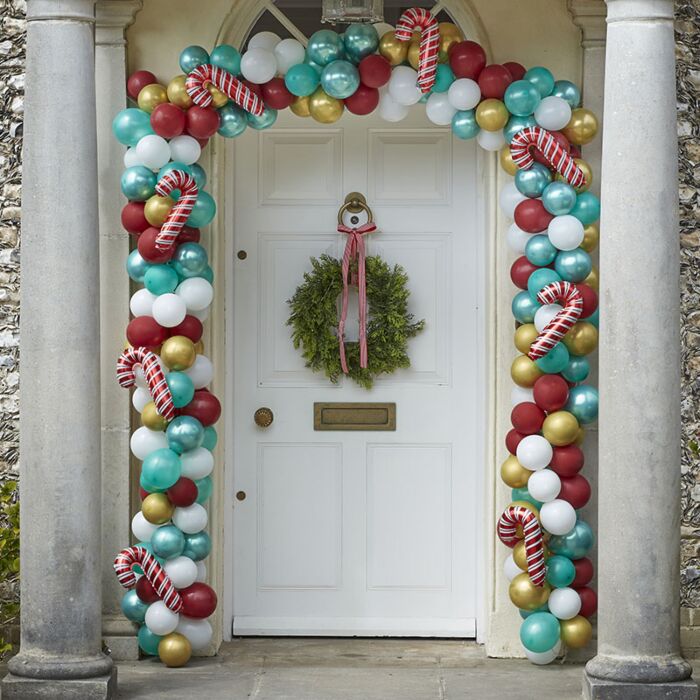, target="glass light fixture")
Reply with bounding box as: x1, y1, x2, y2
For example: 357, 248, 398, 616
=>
321, 0, 384, 24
